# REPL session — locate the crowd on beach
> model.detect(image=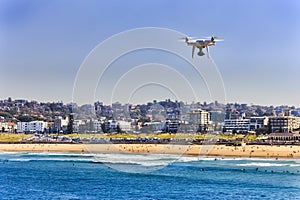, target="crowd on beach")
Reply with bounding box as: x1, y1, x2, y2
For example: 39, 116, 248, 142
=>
1, 140, 300, 158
